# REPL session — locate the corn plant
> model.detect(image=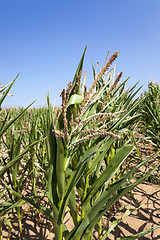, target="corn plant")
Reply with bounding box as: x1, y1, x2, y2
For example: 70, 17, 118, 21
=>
138, 81, 160, 148
0, 77, 43, 239
136, 81, 160, 184
3, 50, 160, 239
